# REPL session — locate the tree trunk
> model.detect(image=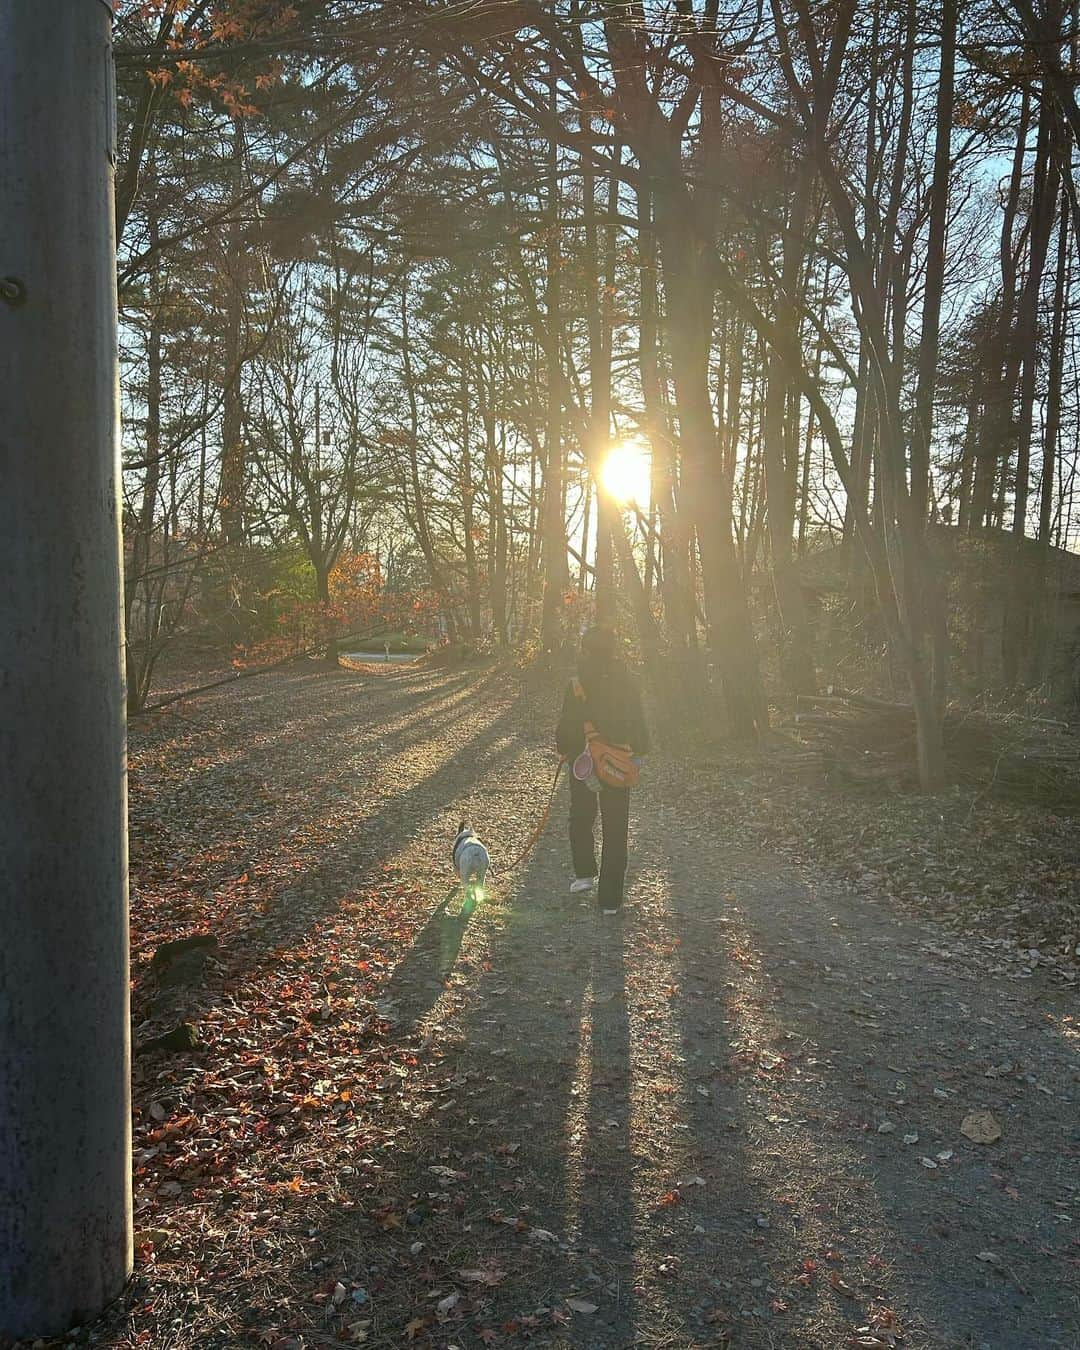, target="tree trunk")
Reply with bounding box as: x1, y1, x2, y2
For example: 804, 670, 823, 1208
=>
636, 182, 698, 679
399, 284, 454, 622
485, 402, 509, 646
971, 88, 1030, 529
459, 334, 482, 638
1012, 87, 1061, 538
763, 164, 816, 698
657, 202, 767, 738
0, 4, 132, 1332
220, 119, 247, 551
540, 50, 568, 650
909, 0, 957, 524
844, 343, 875, 545
1004, 74, 1062, 685
126, 262, 163, 715
582, 112, 616, 624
